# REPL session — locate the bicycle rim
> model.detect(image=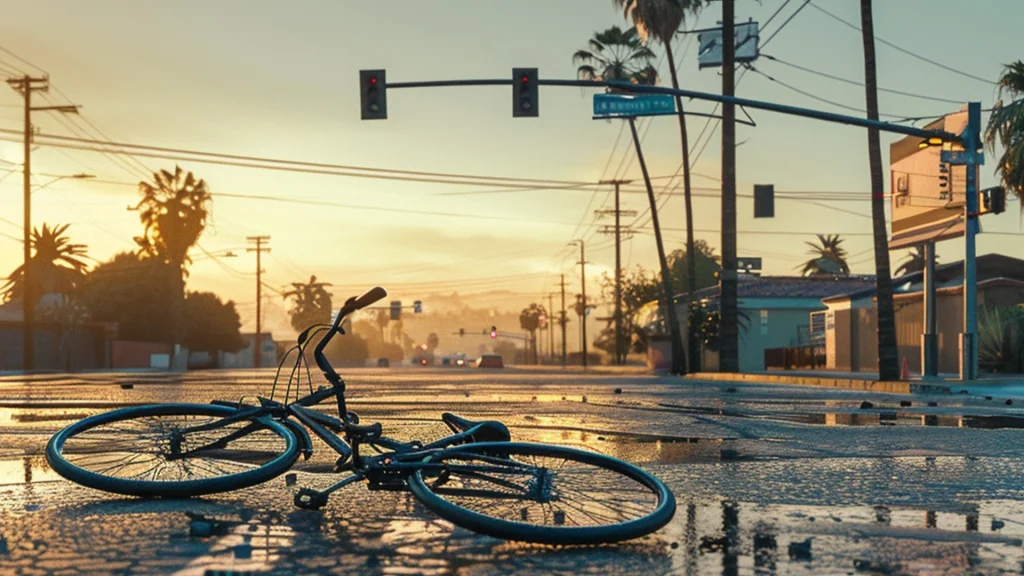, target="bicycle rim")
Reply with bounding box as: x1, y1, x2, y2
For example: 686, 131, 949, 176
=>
46, 403, 299, 498
408, 442, 675, 545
